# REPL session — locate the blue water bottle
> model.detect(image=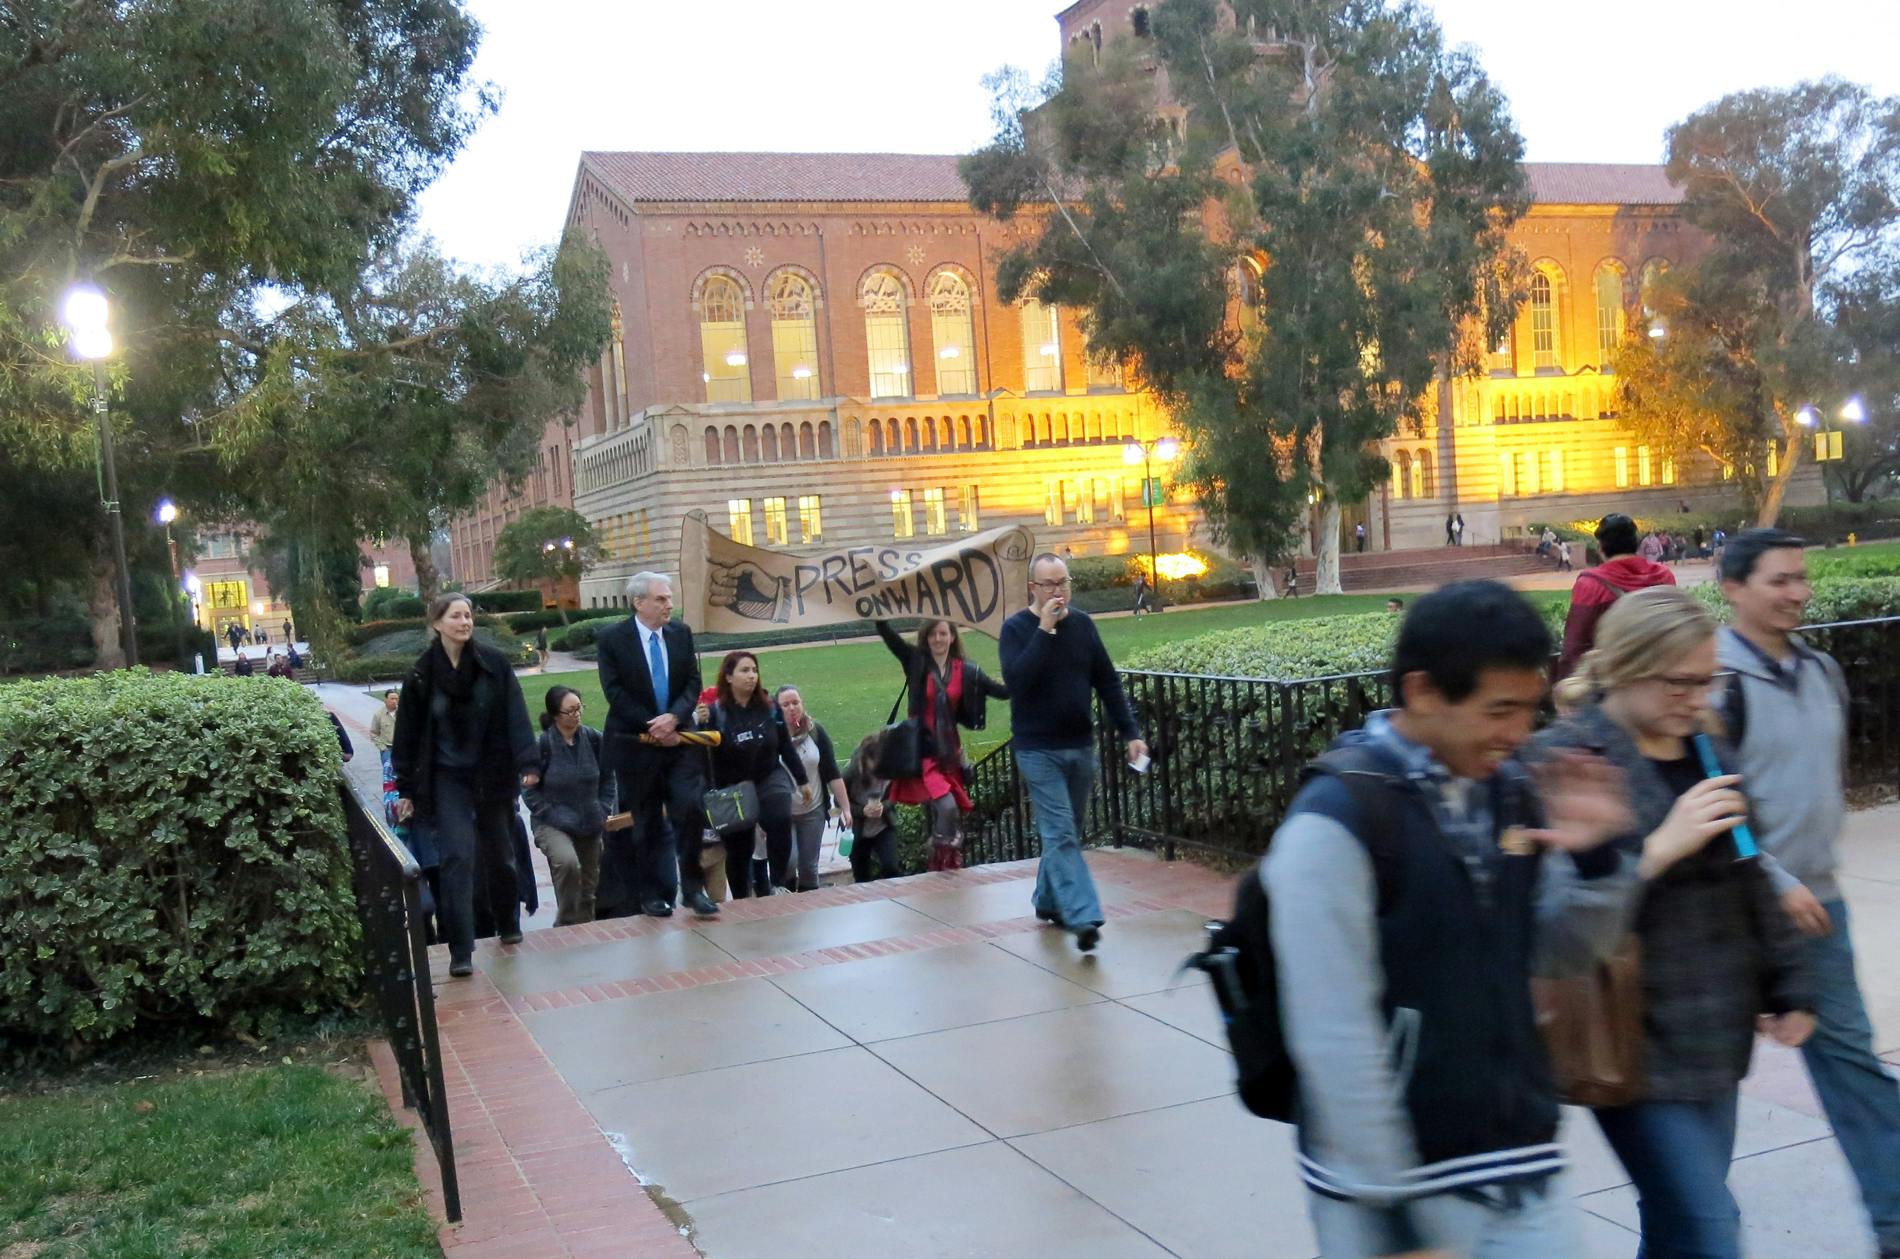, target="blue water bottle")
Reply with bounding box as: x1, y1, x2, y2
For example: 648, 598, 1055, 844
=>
1689, 732, 1758, 860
